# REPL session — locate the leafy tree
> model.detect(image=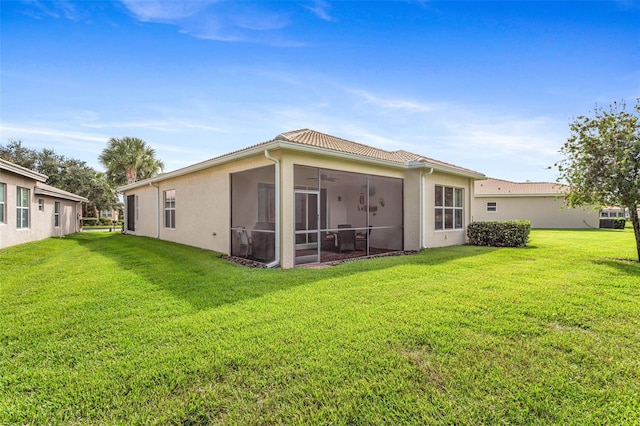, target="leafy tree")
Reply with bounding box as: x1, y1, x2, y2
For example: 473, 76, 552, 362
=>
0, 140, 118, 217
99, 137, 164, 186
0, 139, 38, 169
555, 99, 640, 261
